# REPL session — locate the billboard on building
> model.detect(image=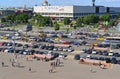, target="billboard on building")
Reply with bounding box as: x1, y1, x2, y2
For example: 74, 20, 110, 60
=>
34, 6, 73, 13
